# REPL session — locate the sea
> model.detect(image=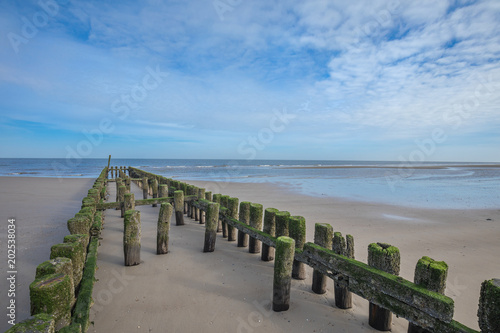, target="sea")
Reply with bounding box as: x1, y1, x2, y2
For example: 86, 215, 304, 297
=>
1, 158, 499, 209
